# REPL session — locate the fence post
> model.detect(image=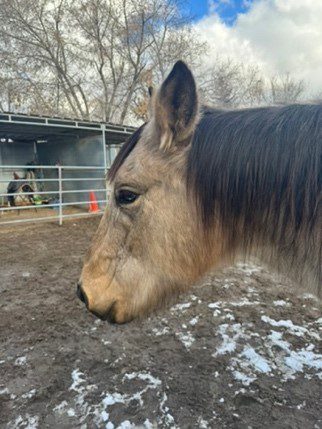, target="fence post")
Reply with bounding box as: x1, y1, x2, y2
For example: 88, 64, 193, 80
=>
58, 166, 63, 225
